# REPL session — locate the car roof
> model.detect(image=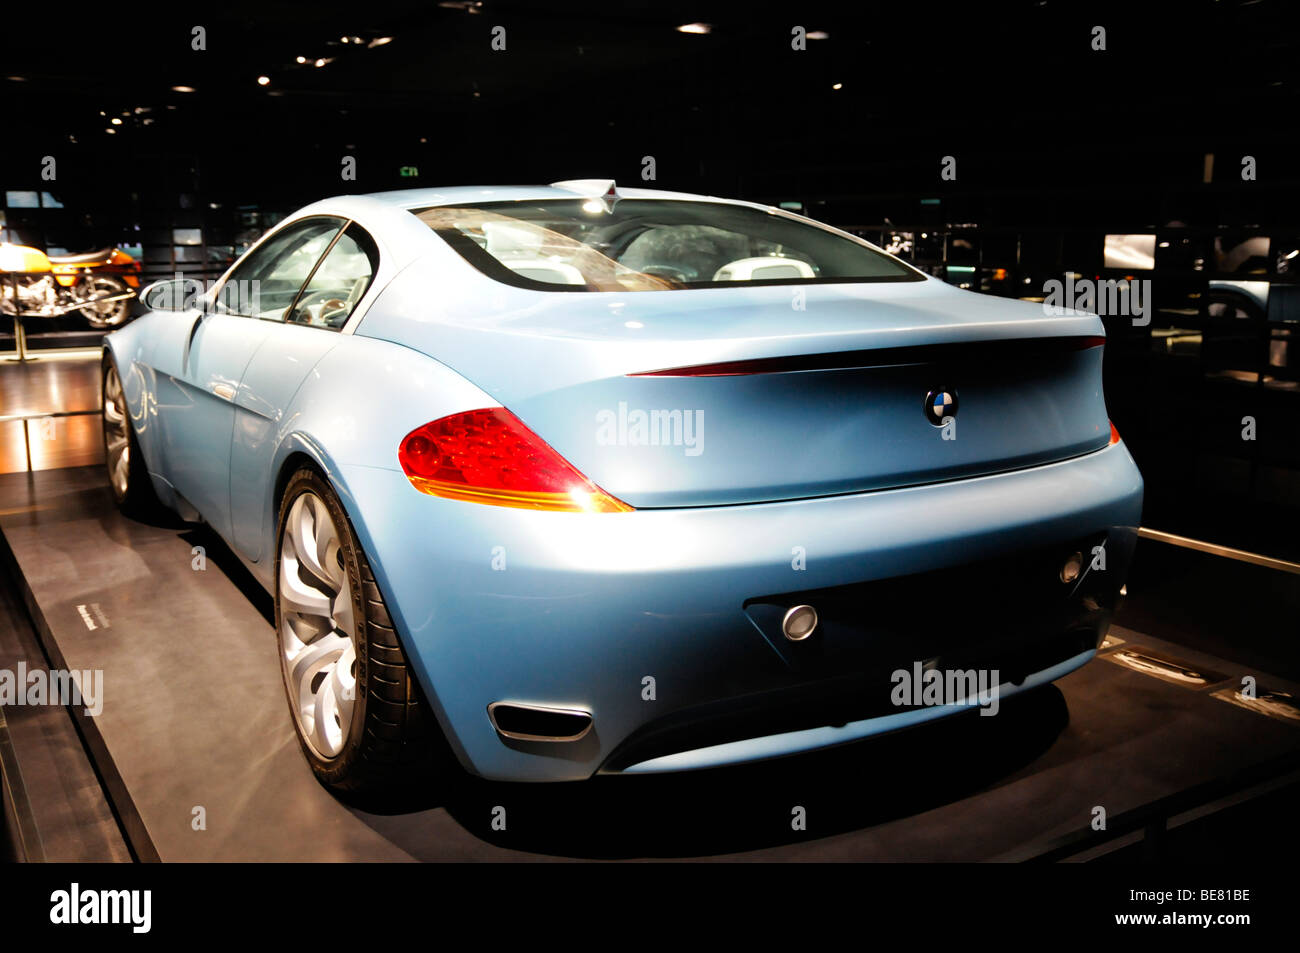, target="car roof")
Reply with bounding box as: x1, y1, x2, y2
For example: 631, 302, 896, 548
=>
357, 183, 763, 210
